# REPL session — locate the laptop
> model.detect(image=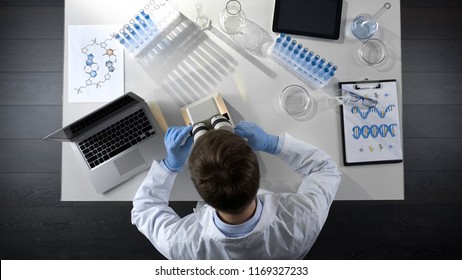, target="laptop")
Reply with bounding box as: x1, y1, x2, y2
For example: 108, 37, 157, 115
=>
44, 92, 164, 194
